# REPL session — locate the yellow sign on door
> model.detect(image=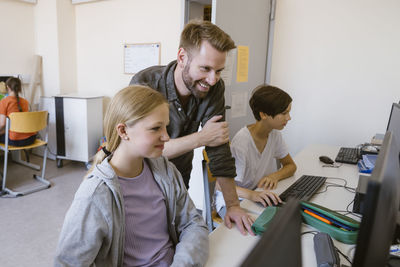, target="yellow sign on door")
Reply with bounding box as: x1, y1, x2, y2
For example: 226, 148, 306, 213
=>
236, 45, 249, 83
